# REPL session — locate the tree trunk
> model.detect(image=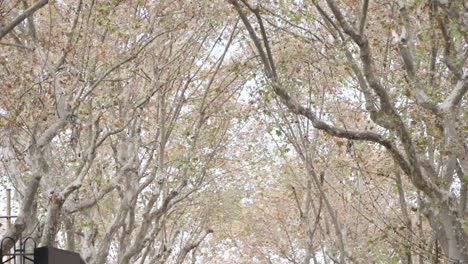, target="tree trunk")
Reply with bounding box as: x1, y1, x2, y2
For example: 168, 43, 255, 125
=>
425, 202, 468, 263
